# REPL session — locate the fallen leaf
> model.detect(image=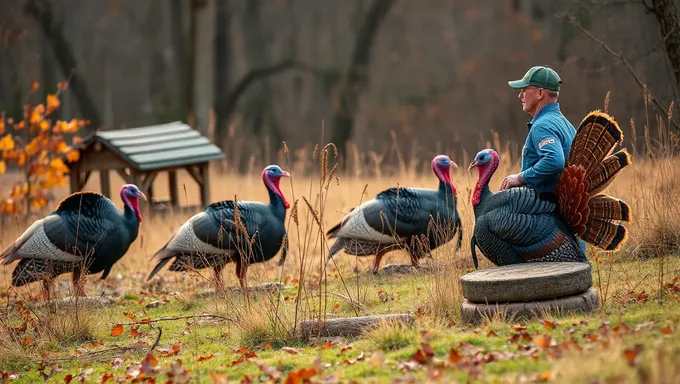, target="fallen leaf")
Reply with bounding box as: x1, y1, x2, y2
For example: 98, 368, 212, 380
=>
544, 320, 557, 330
282, 346, 300, 355
197, 354, 214, 362
369, 350, 385, 367
110, 324, 123, 337
661, 325, 674, 335
623, 344, 644, 366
